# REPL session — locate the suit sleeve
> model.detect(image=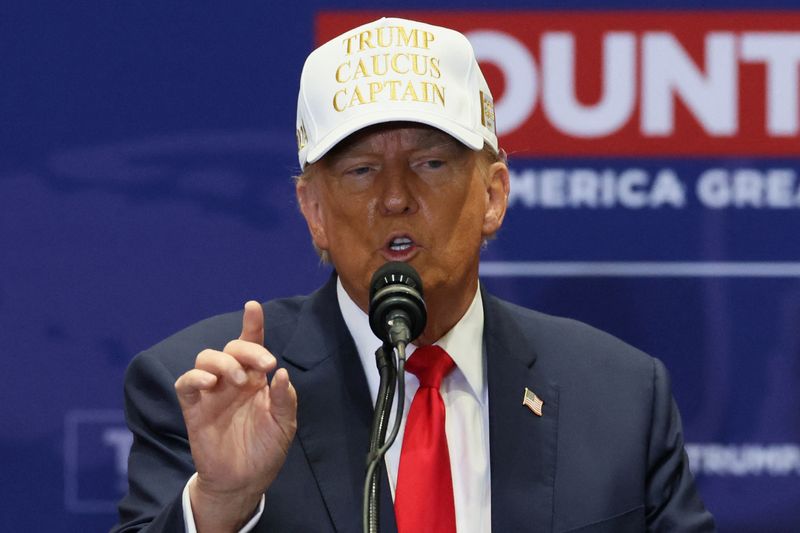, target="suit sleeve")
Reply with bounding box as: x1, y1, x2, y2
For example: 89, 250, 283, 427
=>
110, 350, 192, 532
645, 358, 716, 532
